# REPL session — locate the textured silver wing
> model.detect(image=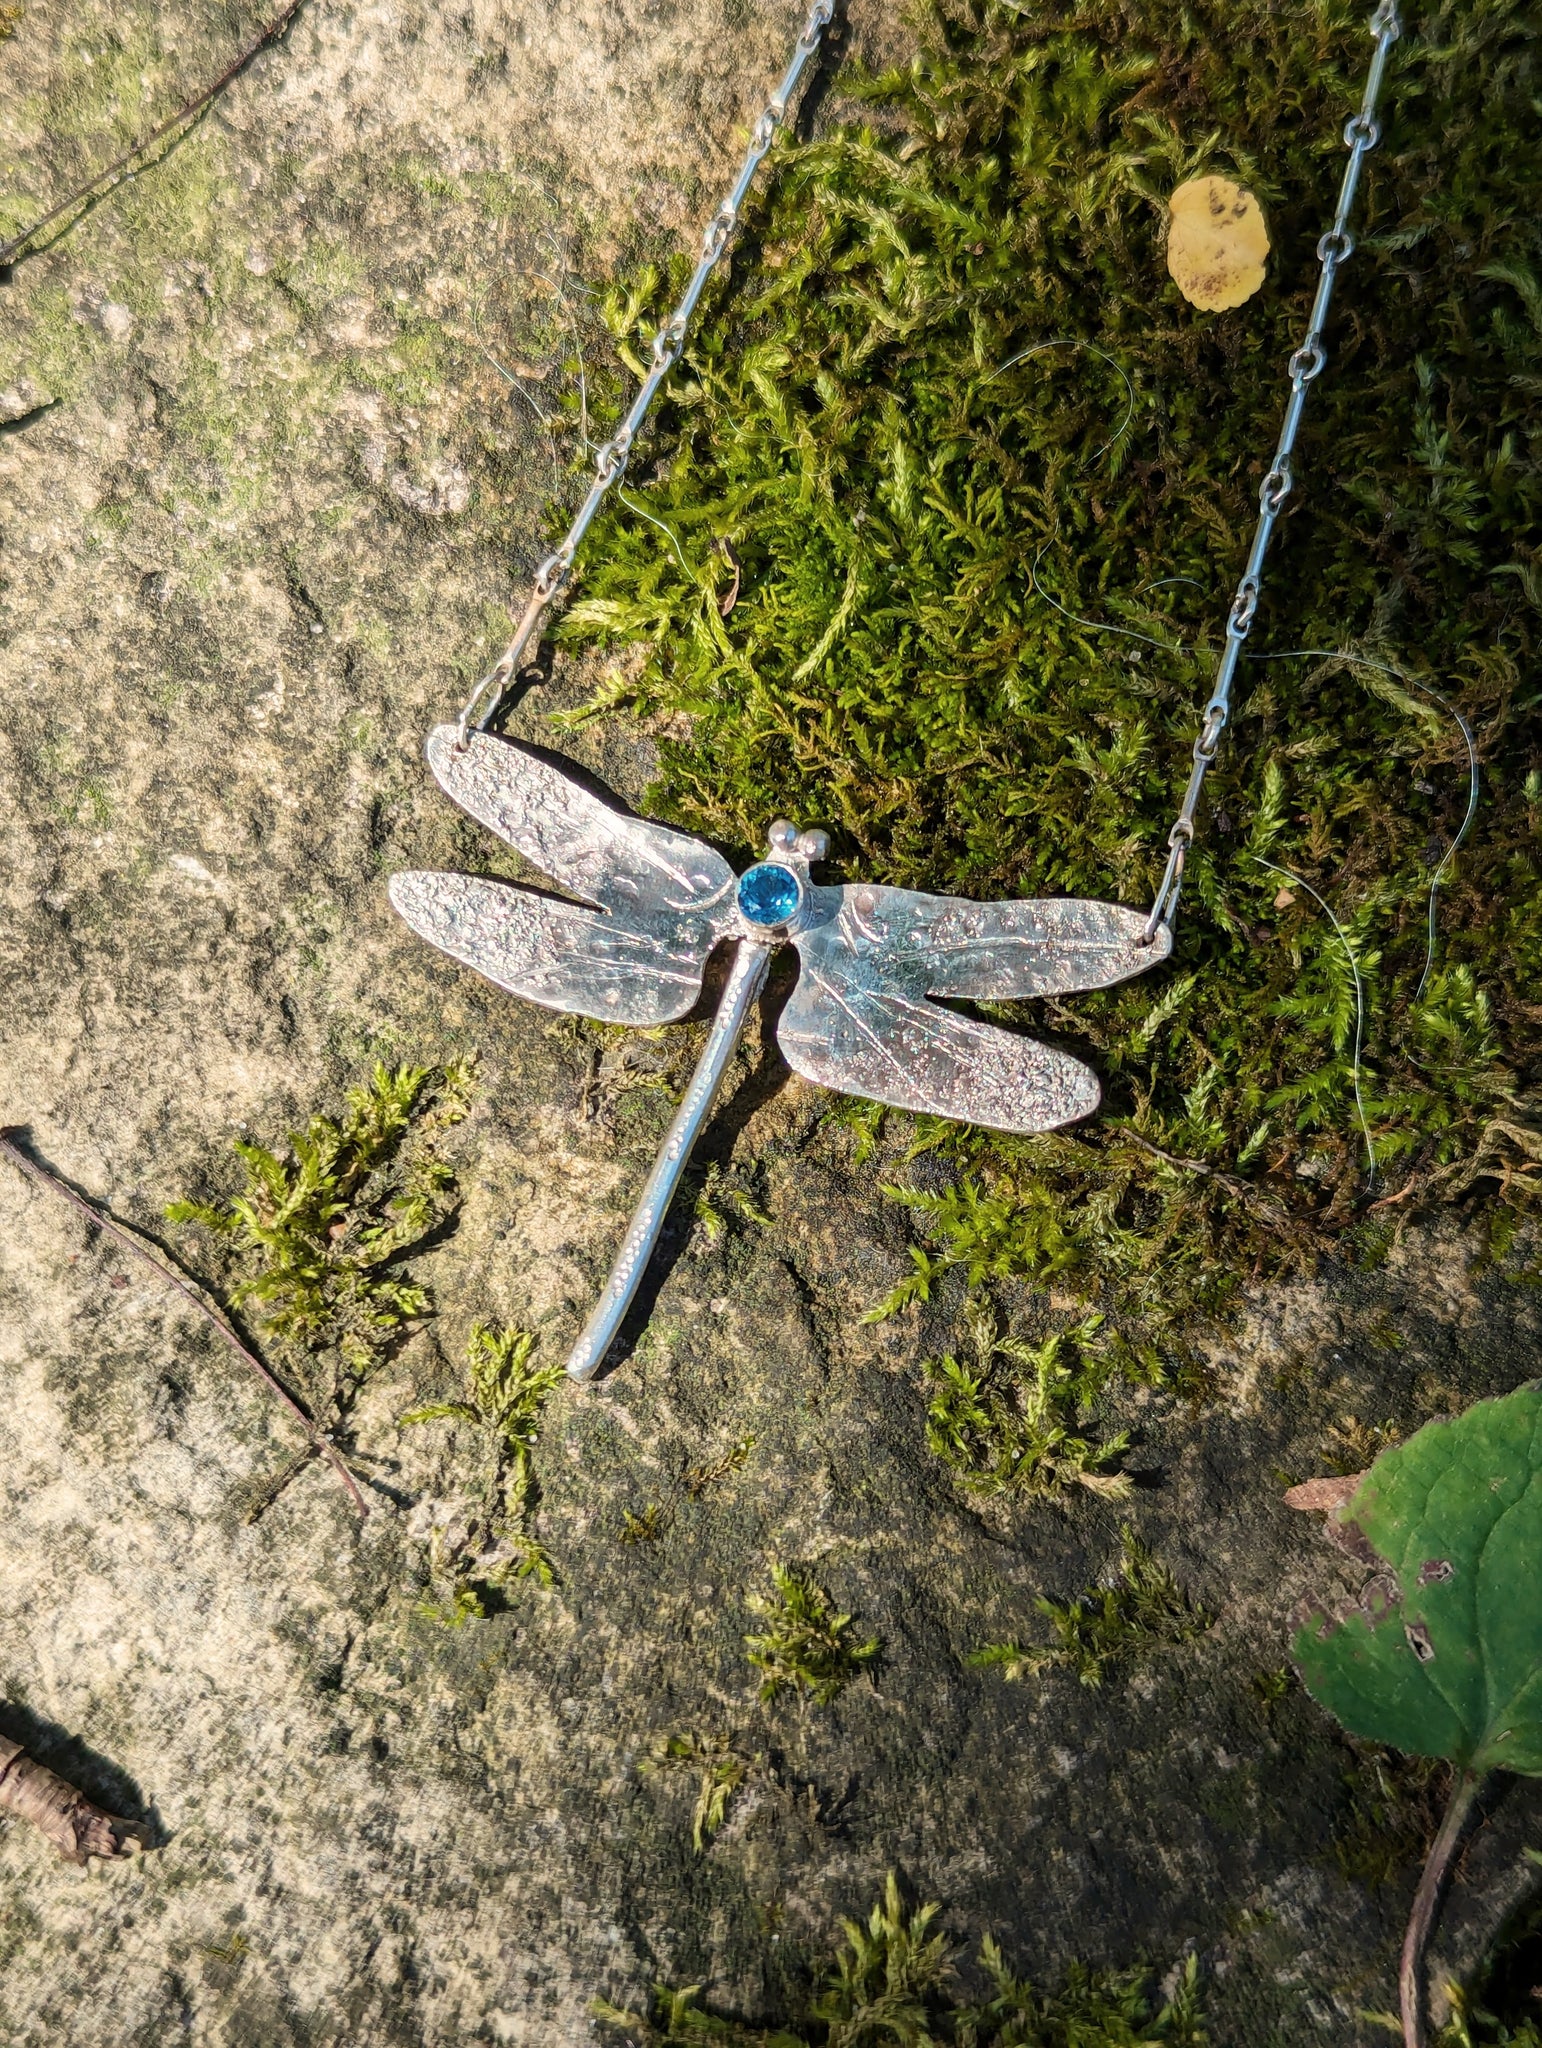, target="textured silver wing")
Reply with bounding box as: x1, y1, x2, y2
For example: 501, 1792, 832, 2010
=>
391, 873, 729, 1026
389, 726, 739, 1027
423, 724, 736, 918
780, 885, 1172, 1134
